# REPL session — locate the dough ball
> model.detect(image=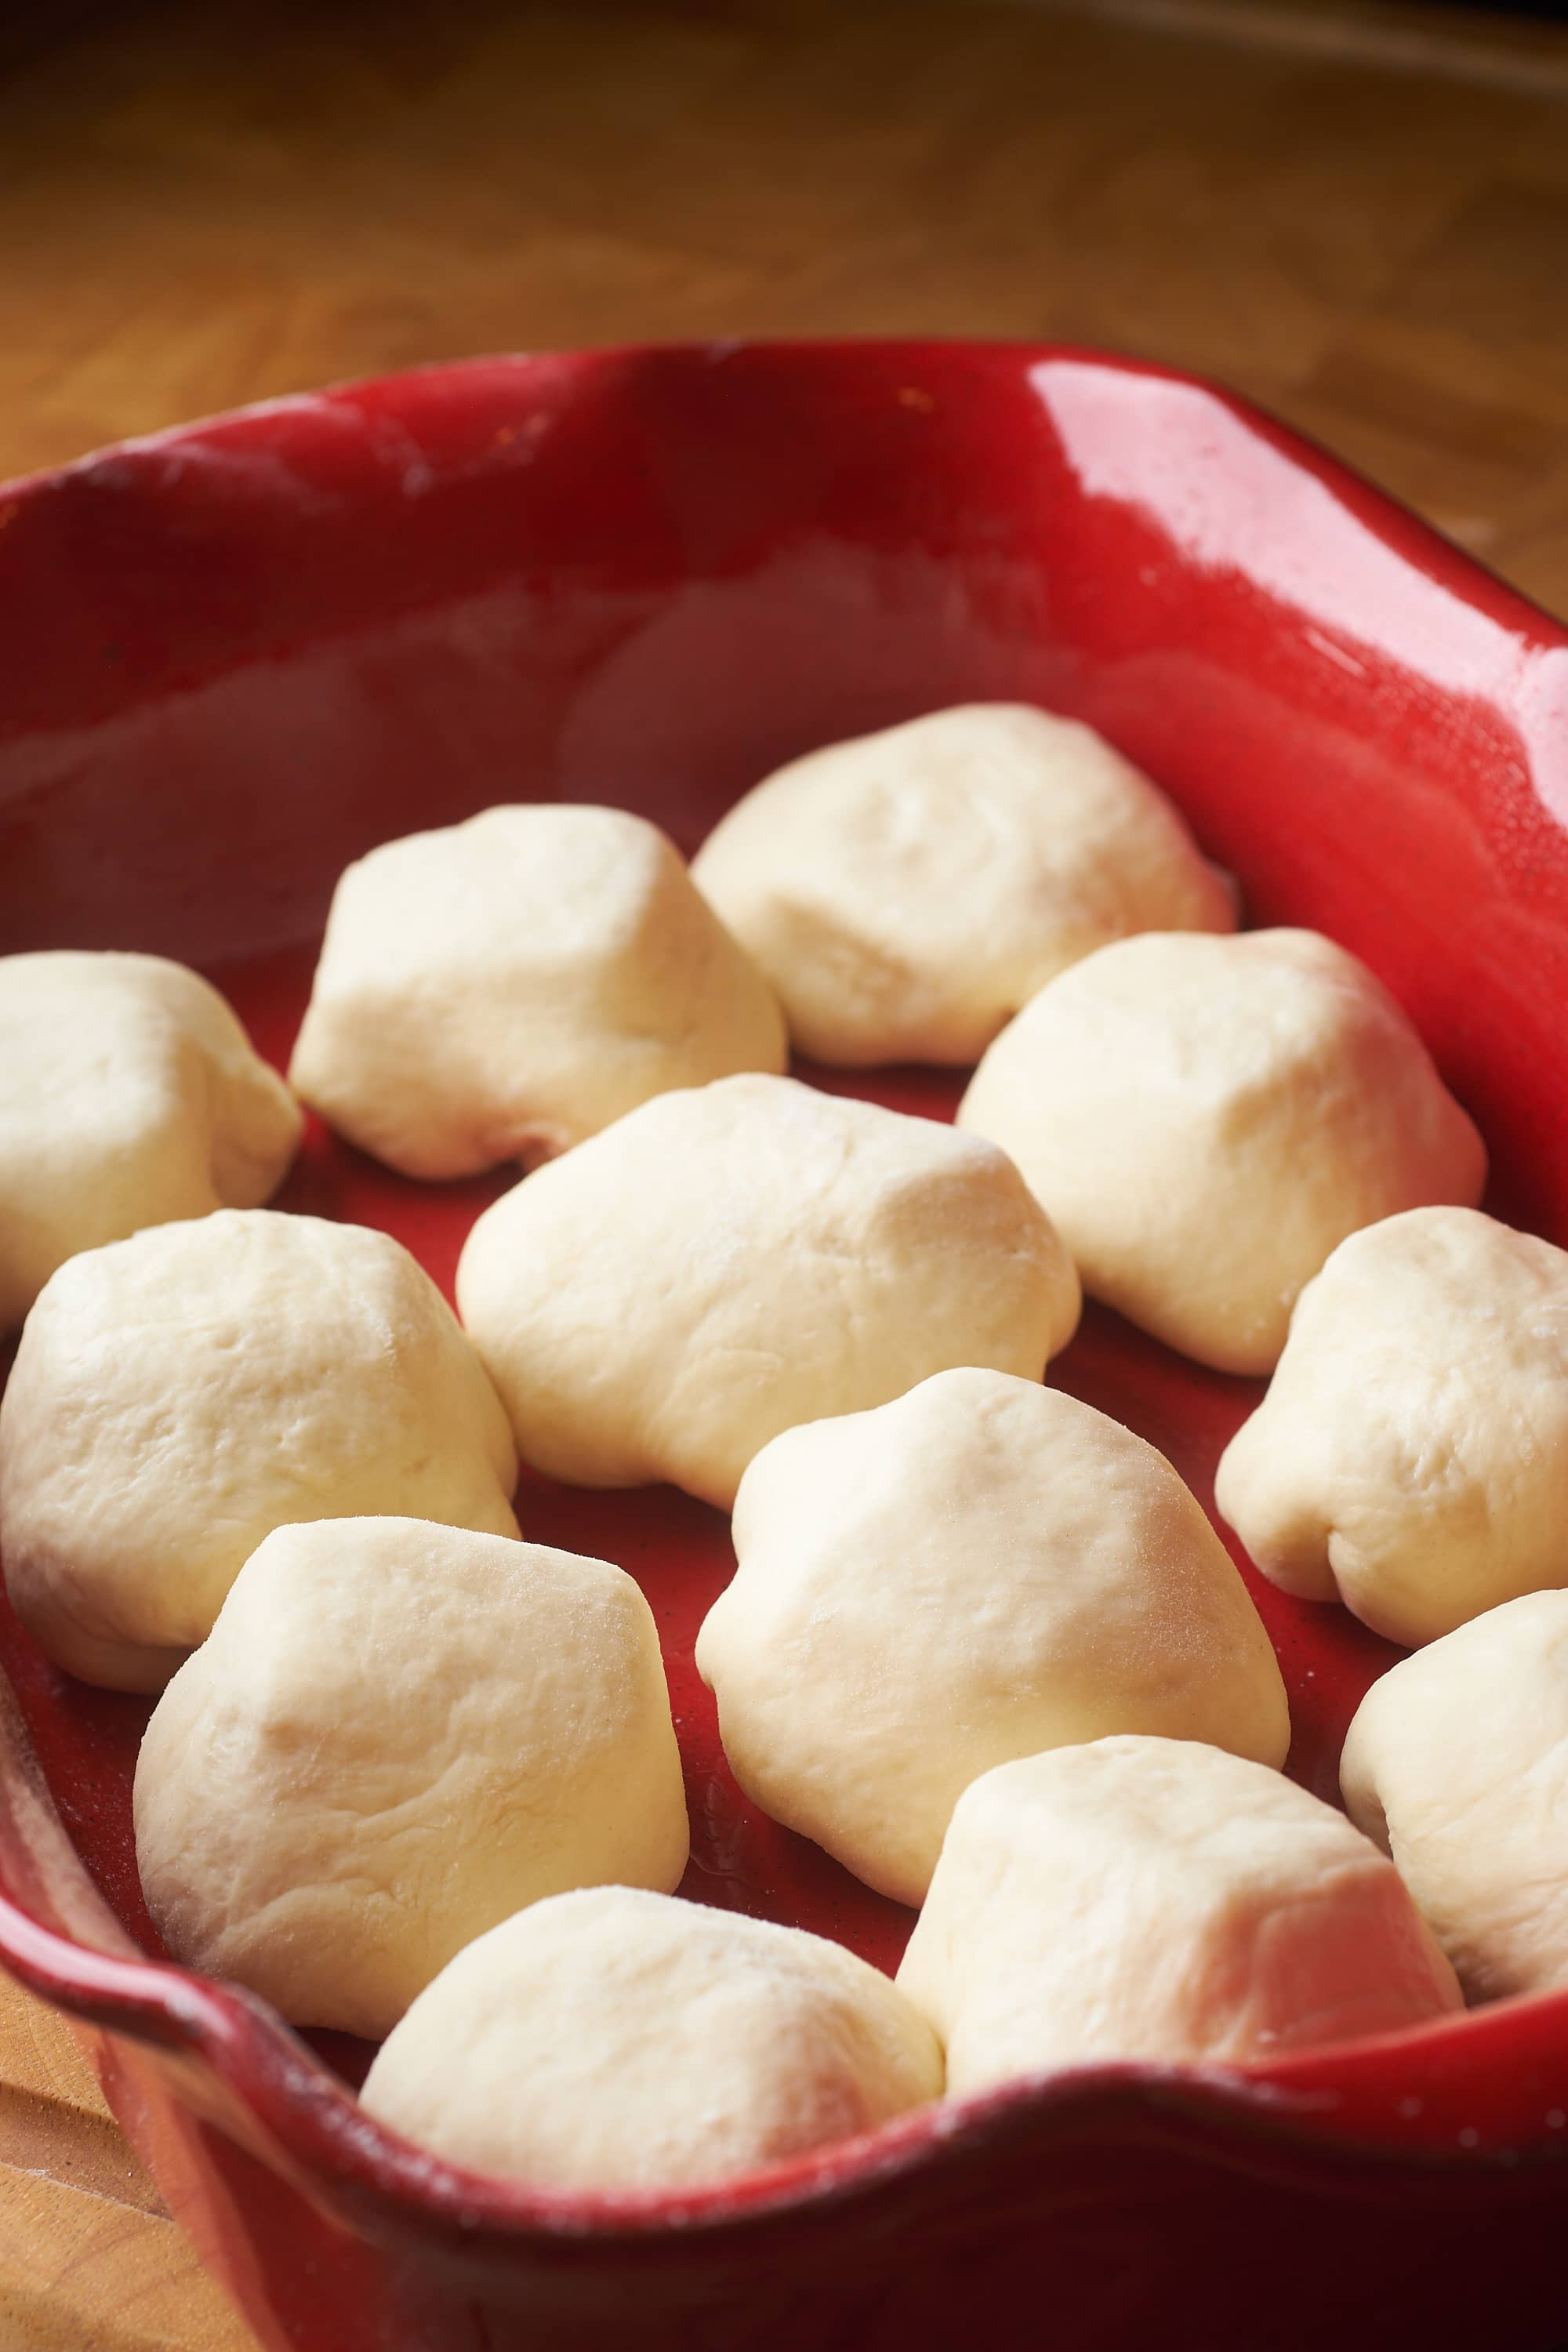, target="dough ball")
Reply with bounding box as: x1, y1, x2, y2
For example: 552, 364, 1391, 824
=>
0, 951, 301, 1330
289, 804, 786, 1178
0, 1210, 519, 1692
956, 928, 1485, 1374
696, 1369, 1289, 1907
360, 1887, 942, 2190
898, 1737, 1461, 2090
456, 1075, 1079, 1511
1215, 1208, 1568, 1647
134, 1519, 688, 2038
691, 703, 1234, 1066
1341, 1592, 1568, 2000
